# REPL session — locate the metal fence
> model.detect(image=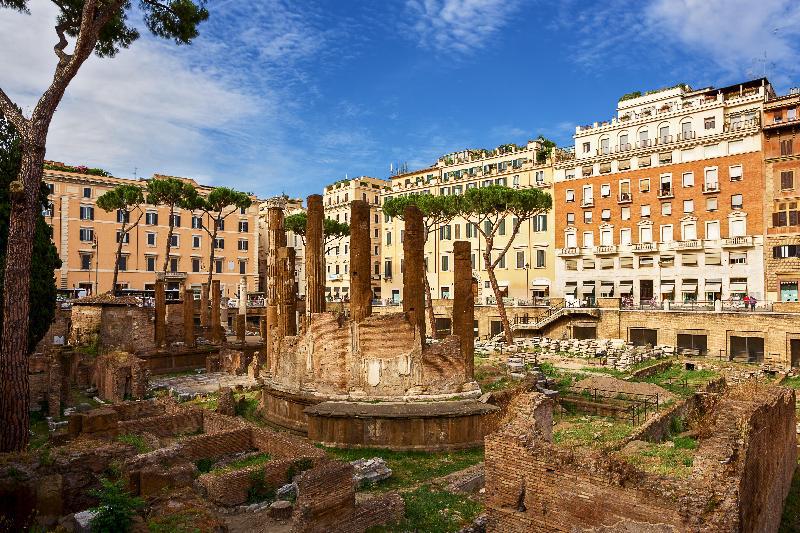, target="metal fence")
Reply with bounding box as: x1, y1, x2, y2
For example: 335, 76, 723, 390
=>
558, 387, 659, 426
